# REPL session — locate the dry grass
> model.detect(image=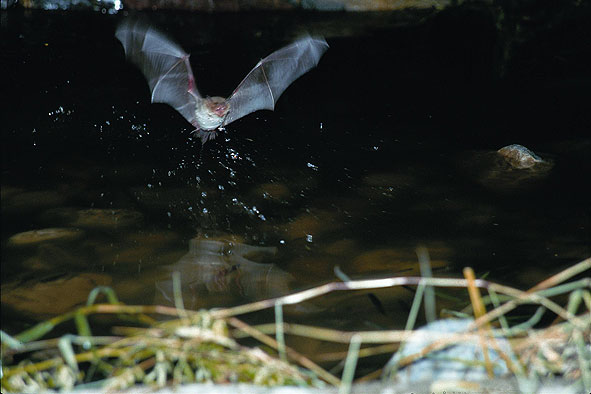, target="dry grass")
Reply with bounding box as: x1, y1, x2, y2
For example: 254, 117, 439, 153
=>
1, 257, 589, 393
